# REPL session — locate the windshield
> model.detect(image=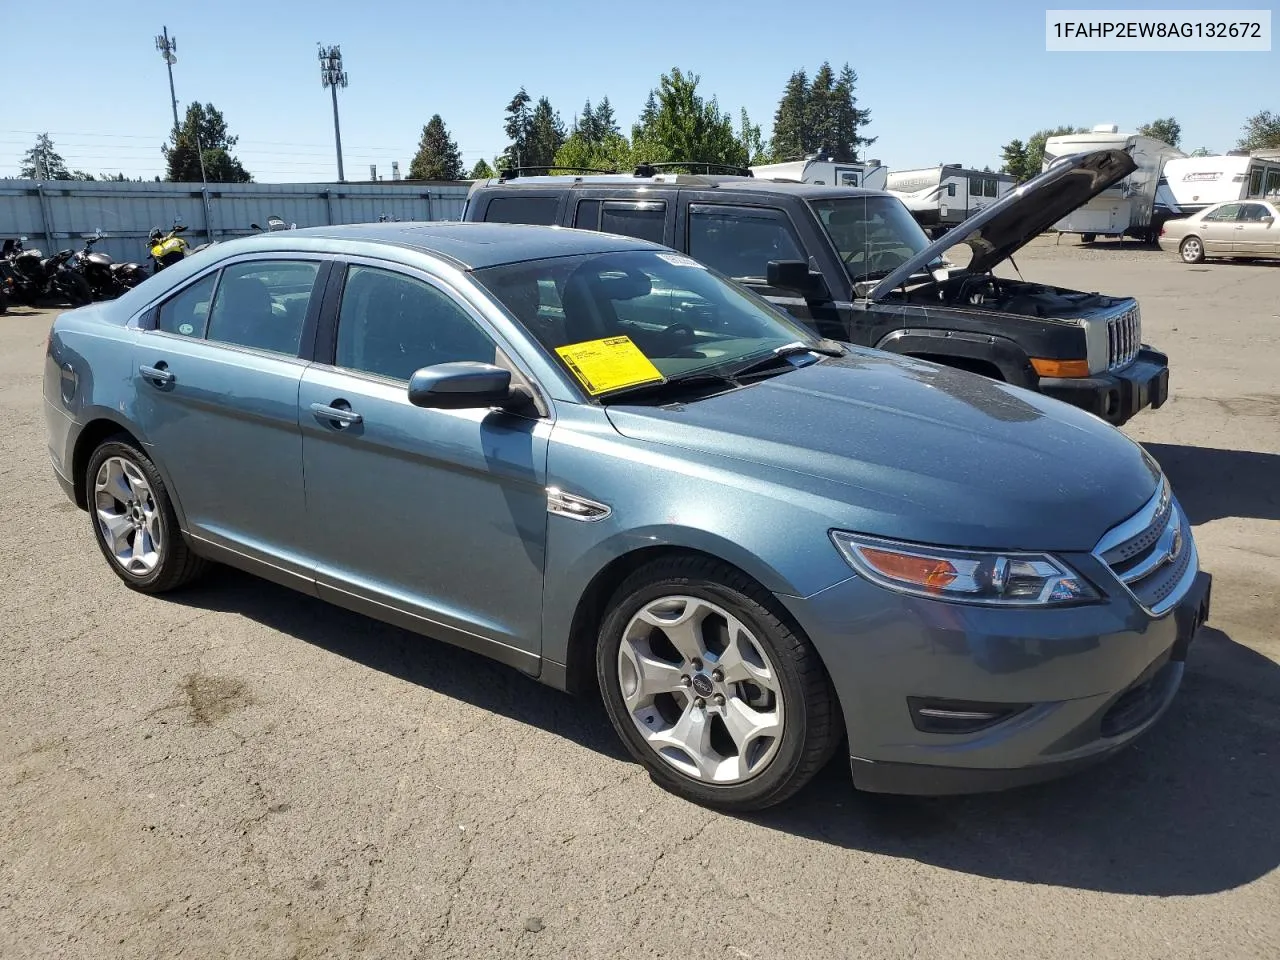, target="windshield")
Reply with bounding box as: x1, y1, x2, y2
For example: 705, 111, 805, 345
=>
810, 196, 932, 284
471, 249, 824, 399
